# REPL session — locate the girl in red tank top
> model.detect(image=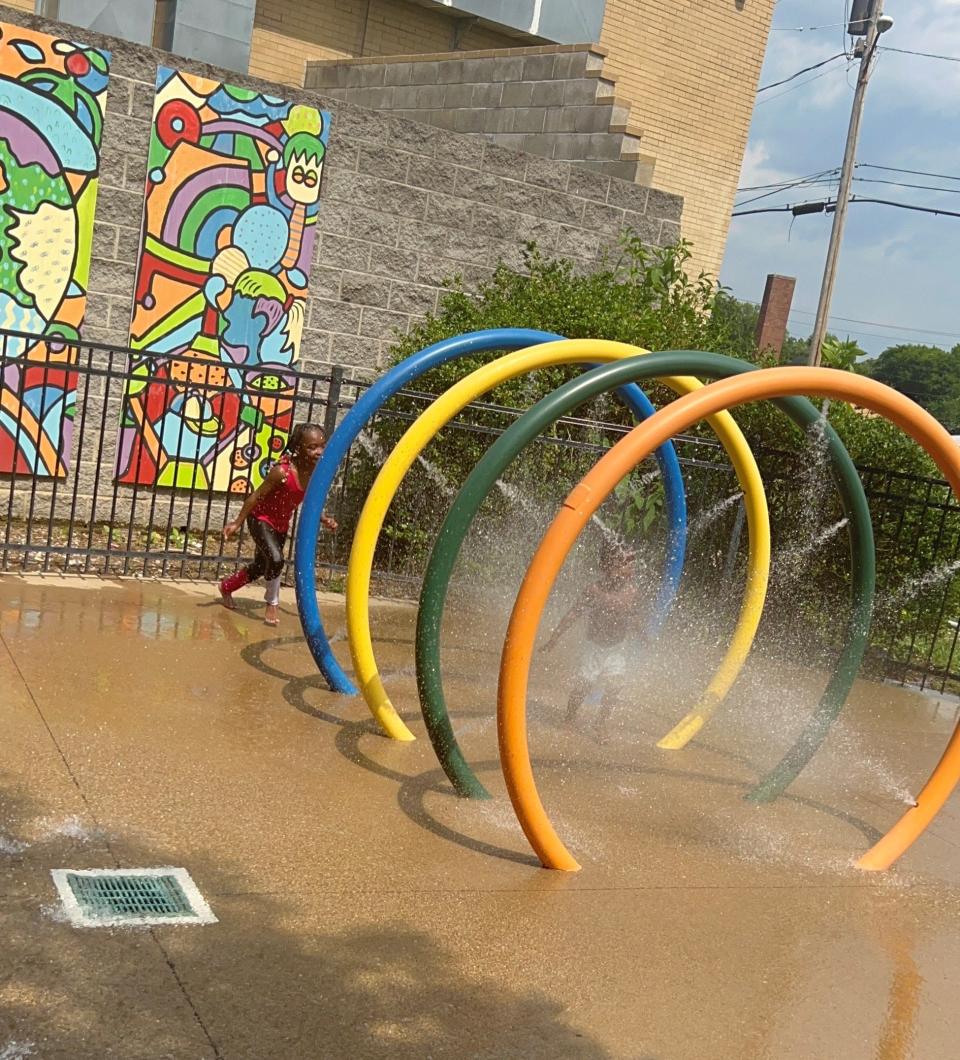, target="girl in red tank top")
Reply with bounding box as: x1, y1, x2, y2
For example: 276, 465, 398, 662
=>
219, 423, 337, 626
